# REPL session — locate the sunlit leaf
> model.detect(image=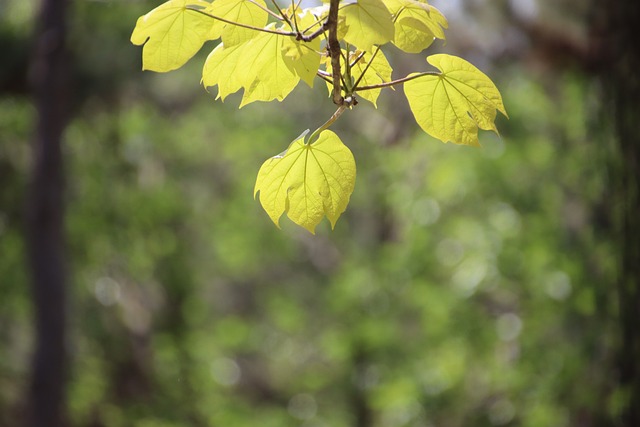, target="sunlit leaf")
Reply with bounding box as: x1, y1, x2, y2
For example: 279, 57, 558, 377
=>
236, 27, 300, 106
308, 4, 348, 39
207, 0, 268, 46
282, 11, 322, 87
131, 0, 214, 72
282, 40, 321, 87
254, 130, 356, 233
350, 50, 393, 107
382, 0, 447, 53
404, 54, 507, 146
341, 0, 394, 52
202, 25, 300, 106
325, 49, 393, 106
202, 42, 245, 101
